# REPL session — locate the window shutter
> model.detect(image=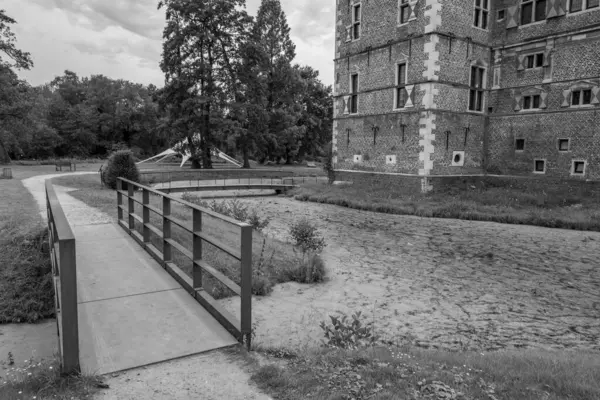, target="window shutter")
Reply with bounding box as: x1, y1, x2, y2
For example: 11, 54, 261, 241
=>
517, 55, 526, 71
540, 92, 548, 109
345, 26, 352, 42
343, 95, 350, 114
543, 51, 551, 67
506, 5, 519, 28
514, 94, 522, 111
405, 85, 415, 108
561, 90, 571, 107
408, 0, 418, 21
592, 87, 600, 105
